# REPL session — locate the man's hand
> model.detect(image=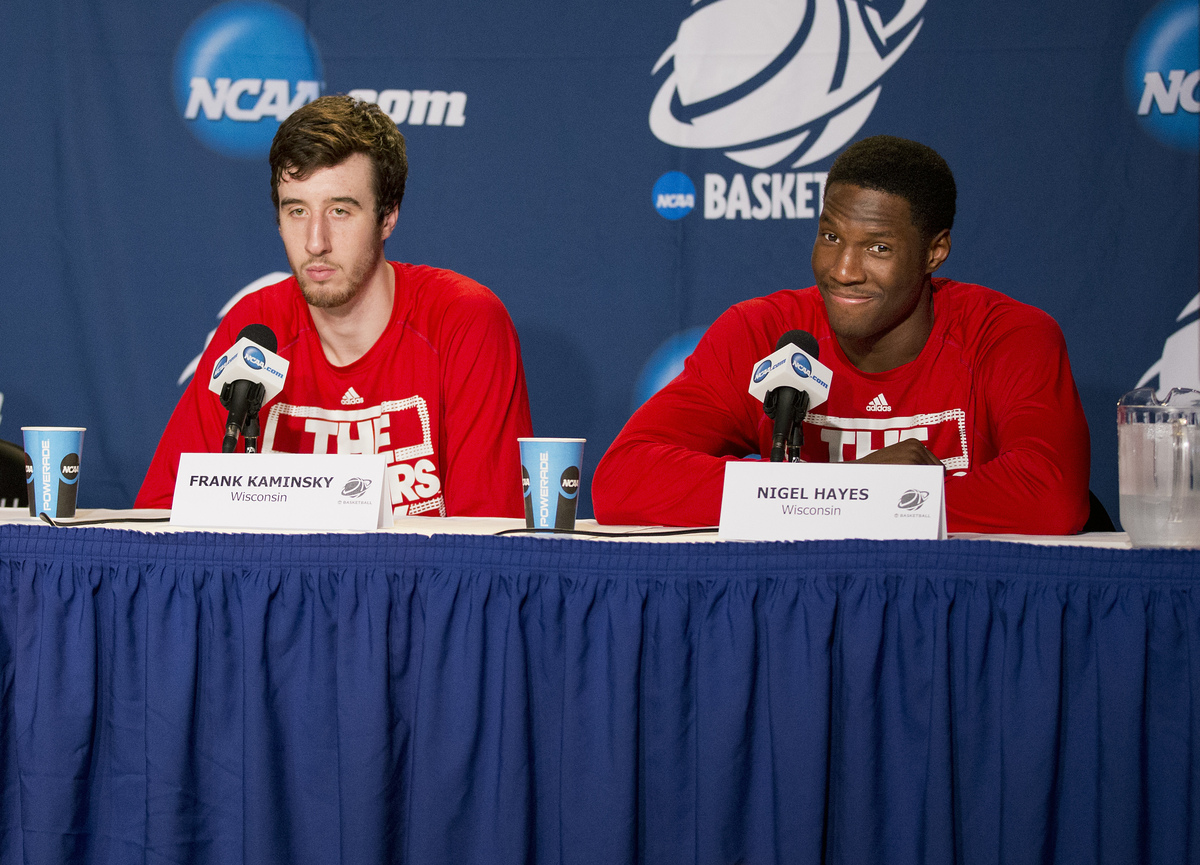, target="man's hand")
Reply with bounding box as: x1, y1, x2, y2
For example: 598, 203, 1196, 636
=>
856, 439, 944, 466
